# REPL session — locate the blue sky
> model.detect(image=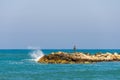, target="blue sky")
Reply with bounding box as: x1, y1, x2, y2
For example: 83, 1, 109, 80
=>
0, 0, 120, 49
